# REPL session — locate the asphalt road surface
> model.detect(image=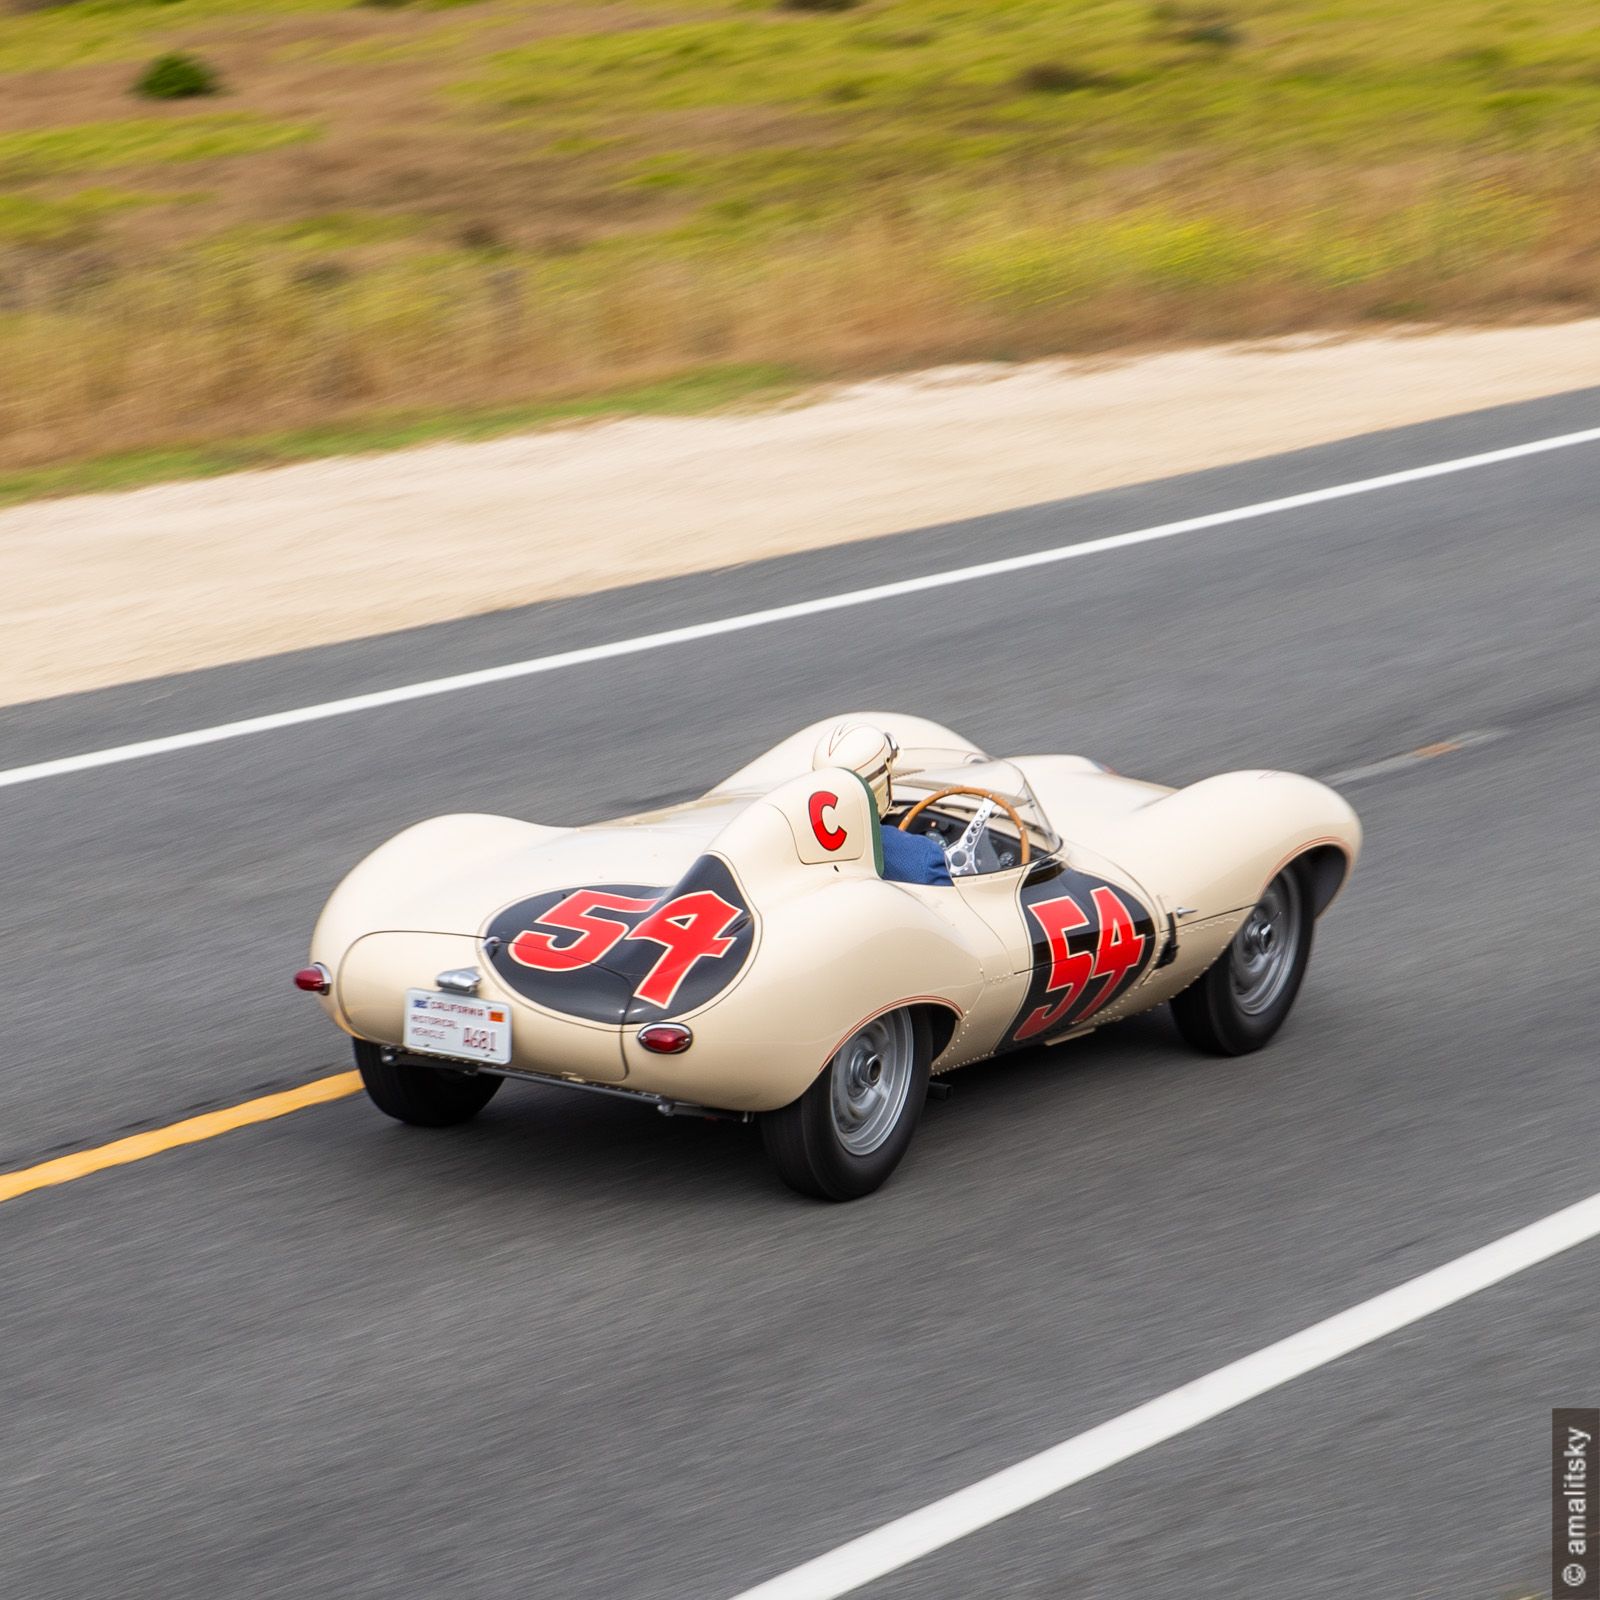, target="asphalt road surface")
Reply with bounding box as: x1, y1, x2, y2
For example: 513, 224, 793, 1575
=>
3, 389, 1598, 1600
